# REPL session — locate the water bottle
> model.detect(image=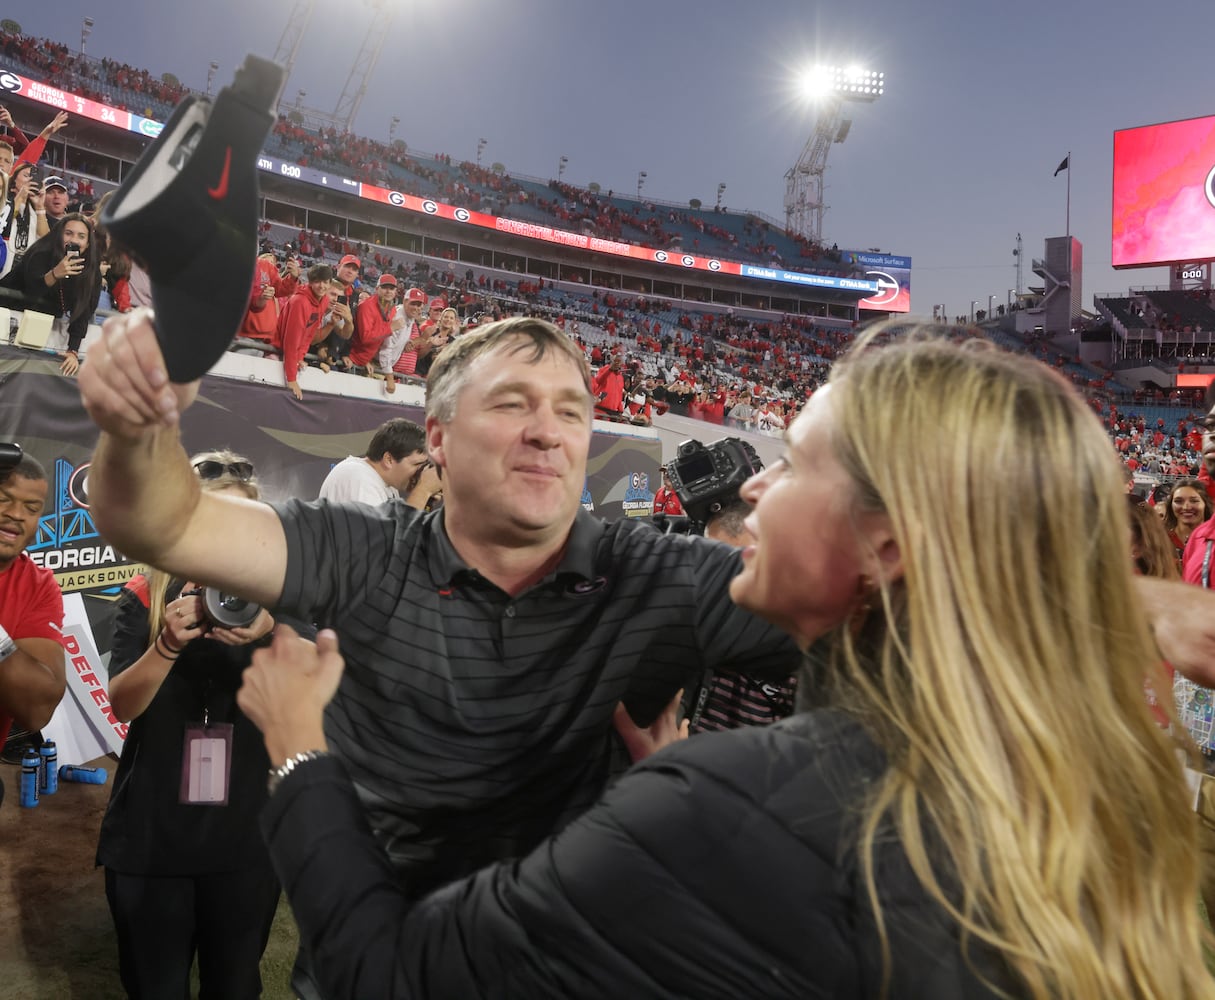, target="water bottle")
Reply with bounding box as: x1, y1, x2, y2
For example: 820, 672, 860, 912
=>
58, 765, 107, 785
20, 750, 40, 807
39, 740, 58, 795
